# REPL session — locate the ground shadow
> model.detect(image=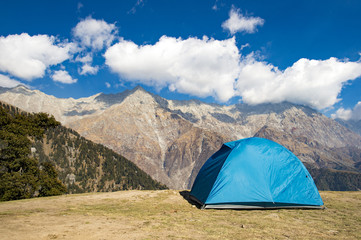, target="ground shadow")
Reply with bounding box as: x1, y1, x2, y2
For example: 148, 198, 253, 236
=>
179, 190, 202, 209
